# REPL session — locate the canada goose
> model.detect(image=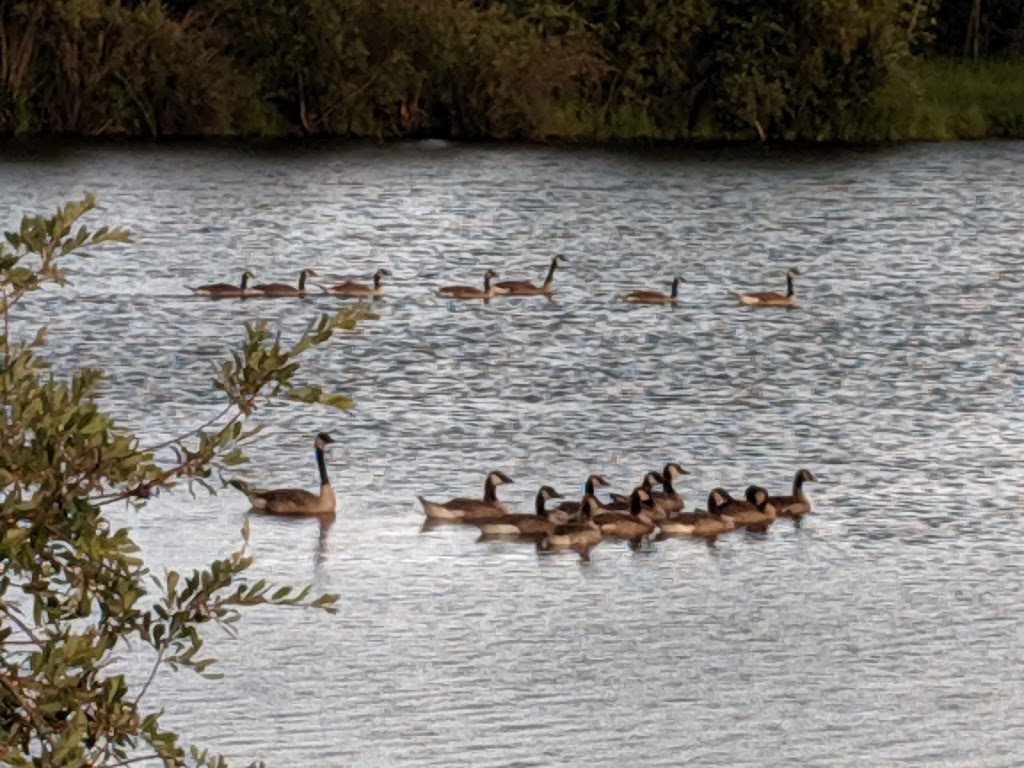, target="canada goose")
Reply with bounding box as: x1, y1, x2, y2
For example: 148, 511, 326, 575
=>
475, 485, 563, 538
622, 276, 685, 304
229, 432, 336, 515
648, 462, 689, 518
253, 268, 318, 297
606, 471, 664, 511
738, 267, 799, 307
437, 269, 507, 300
716, 486, 777, 532
554, 473, 610, 517
417, 470, 513, 521
495, 255, 565, 296
657, 503, 737, 540
537, 496, 603, 561
592, 487, 657, 540
326, 268, 391, 298
190, 270, 257, 298
769, 468, 816, 520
